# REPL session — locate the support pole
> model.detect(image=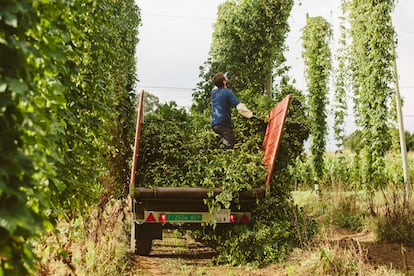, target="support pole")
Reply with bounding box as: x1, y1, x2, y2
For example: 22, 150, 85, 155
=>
265, 69, 272, 99
130, 90, 145, 251
391, 32, 410, 207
